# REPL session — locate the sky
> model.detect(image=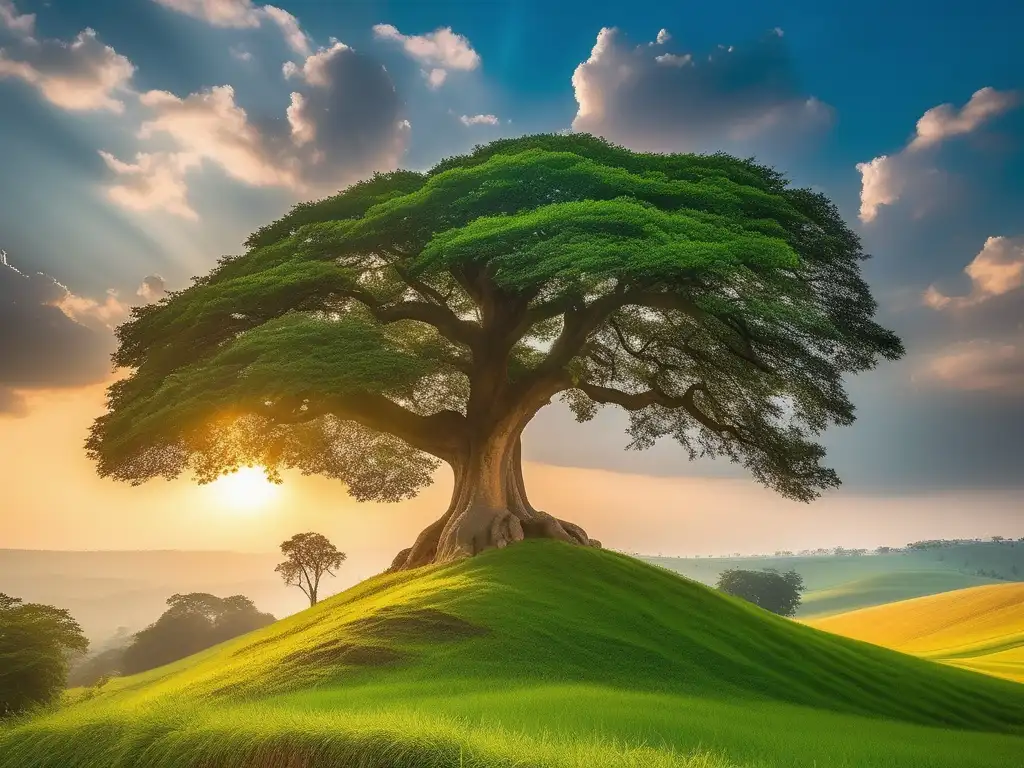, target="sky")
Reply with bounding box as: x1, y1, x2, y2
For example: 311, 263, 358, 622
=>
0, 0, 1022, 563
